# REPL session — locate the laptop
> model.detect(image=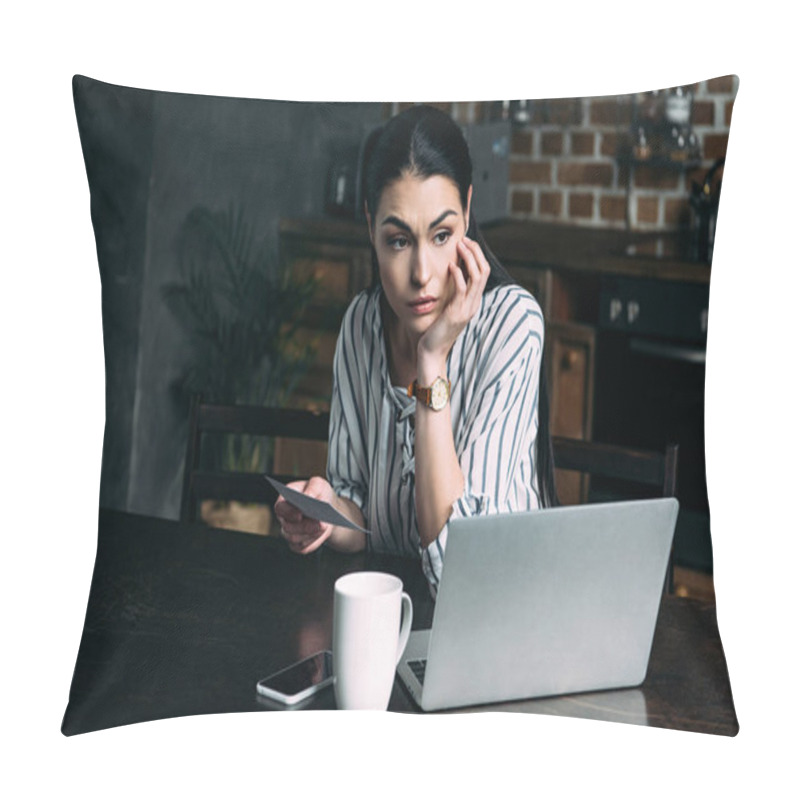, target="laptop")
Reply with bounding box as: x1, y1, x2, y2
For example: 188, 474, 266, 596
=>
396, 497, 679, 711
